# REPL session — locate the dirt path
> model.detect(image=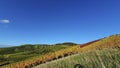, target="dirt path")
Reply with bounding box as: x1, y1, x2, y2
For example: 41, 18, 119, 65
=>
32, 53, 80, 68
